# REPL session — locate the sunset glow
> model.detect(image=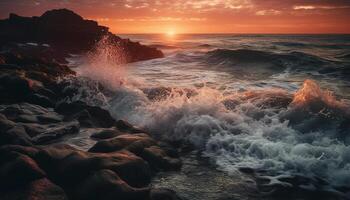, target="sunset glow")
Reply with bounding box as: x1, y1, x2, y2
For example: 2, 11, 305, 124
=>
1, 0, 350, 34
